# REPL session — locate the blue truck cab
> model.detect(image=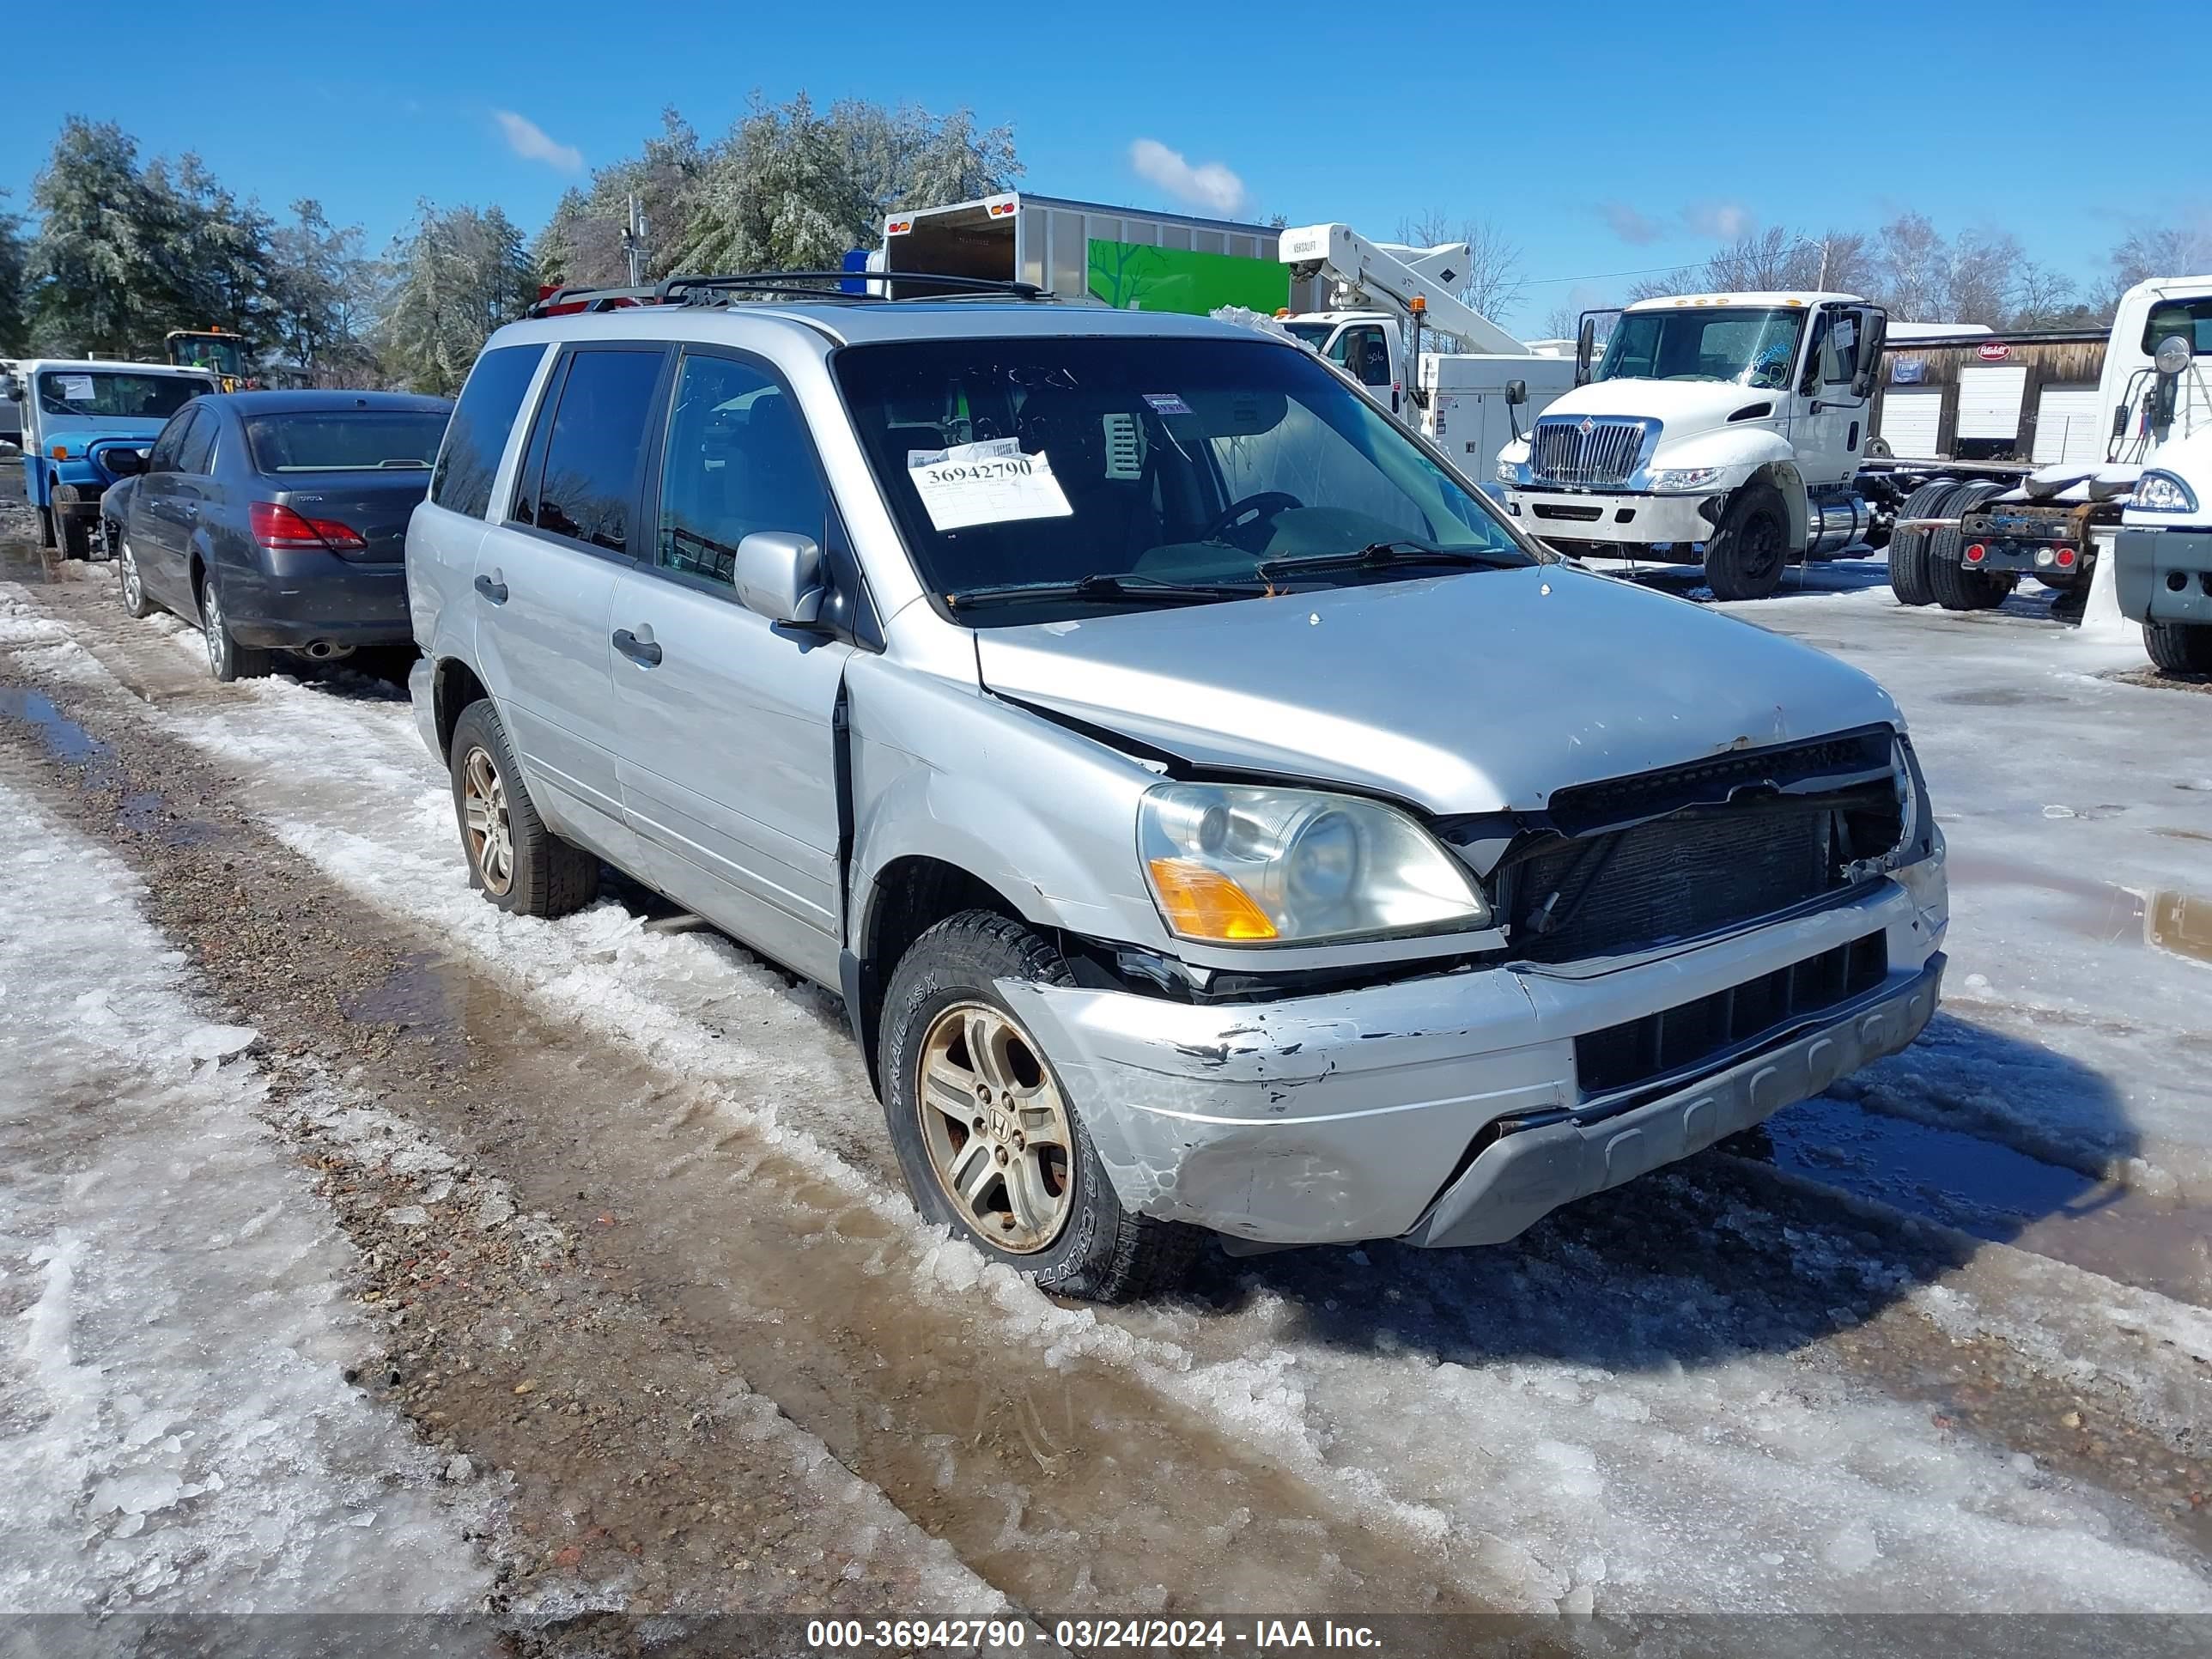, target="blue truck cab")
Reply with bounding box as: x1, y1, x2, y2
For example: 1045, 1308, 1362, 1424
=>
7, 359, 218, 558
